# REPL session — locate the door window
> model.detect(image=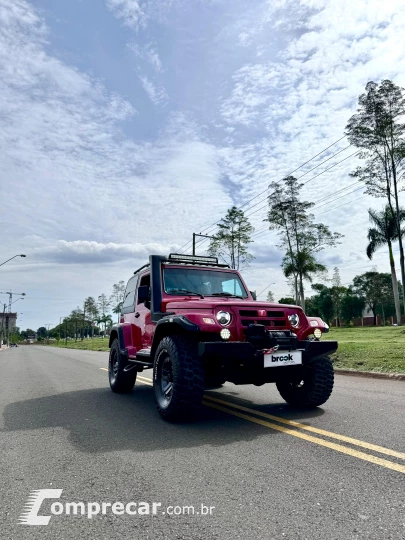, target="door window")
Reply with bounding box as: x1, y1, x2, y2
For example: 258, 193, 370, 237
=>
137, 274, 151, 305
122, 276, 138, 313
